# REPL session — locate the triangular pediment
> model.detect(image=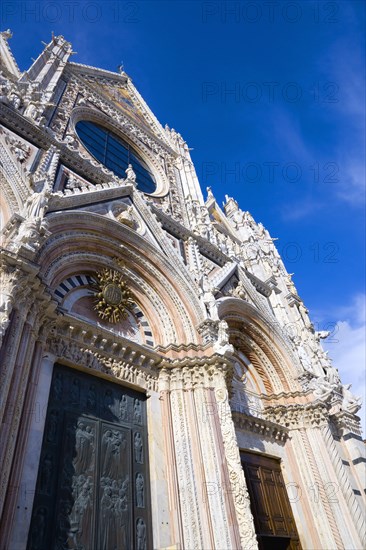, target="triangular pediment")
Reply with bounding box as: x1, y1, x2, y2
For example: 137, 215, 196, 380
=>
67, 62, 172, 149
